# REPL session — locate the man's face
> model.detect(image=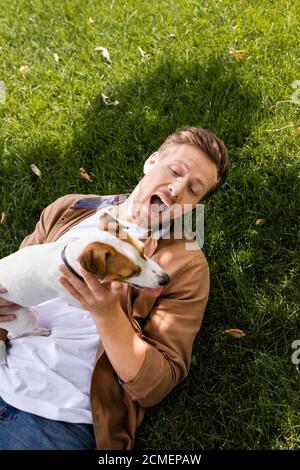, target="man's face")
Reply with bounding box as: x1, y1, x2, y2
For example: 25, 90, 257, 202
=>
126, 144, 217, 227
129, 143, 219, 228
